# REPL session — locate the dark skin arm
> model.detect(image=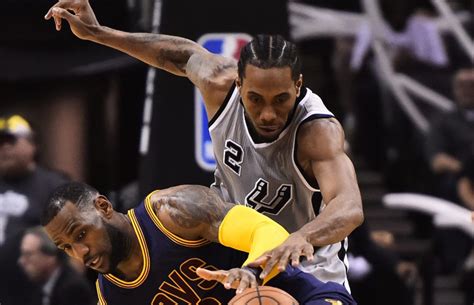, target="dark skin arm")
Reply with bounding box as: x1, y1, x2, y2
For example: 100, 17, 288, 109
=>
149, 185, 259, 293
149, 185, 231, 242
299, 118, 363, 245
45, 0, 236, 118
253, 118, 364, 279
